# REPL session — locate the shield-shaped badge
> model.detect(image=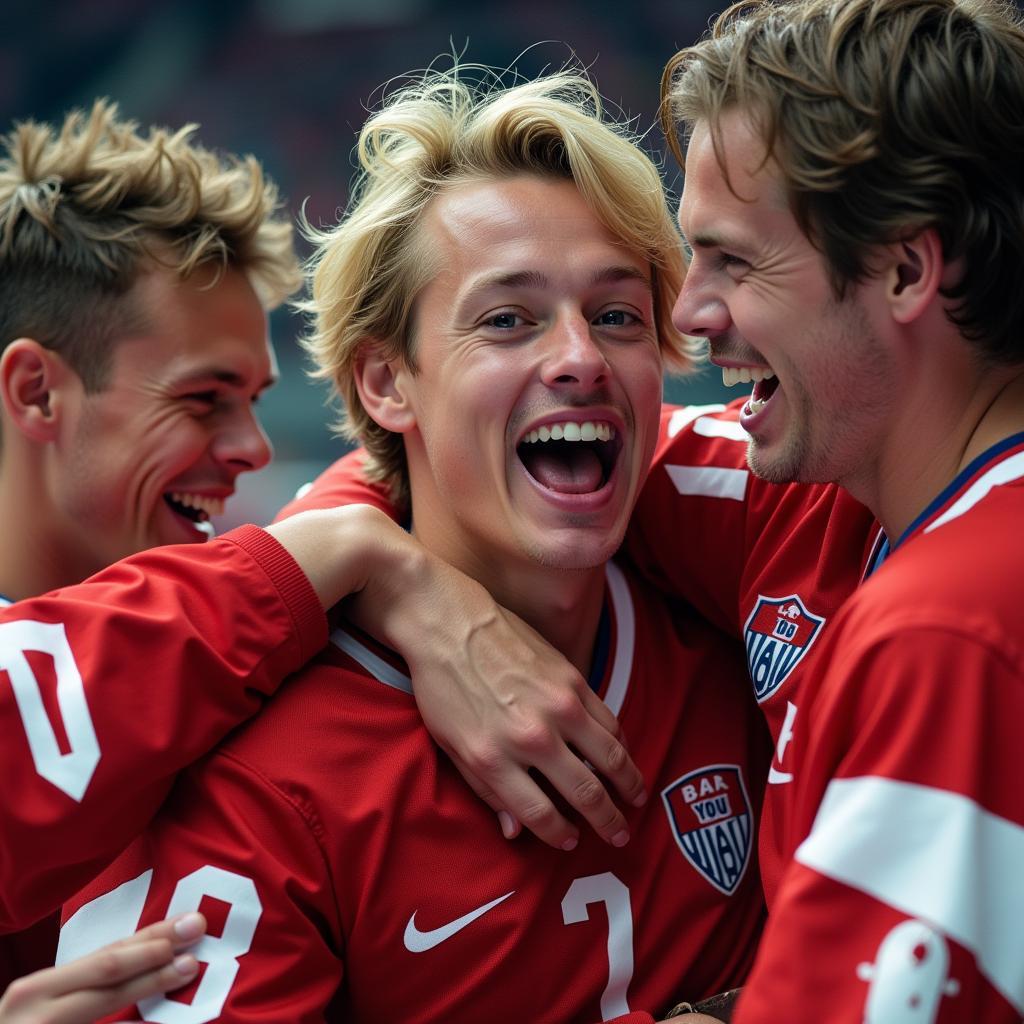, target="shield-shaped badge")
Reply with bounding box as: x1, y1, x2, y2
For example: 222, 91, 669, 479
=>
662, 764, 753, 896
743, 594, 825, 703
